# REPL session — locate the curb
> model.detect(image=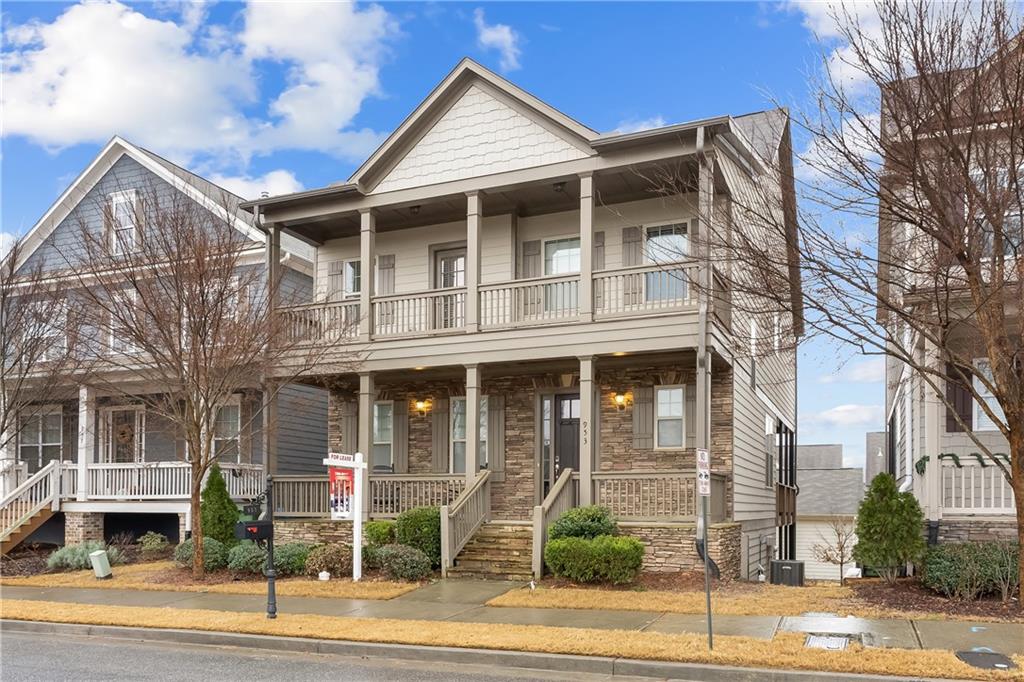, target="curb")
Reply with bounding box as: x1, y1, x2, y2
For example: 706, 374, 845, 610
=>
1, 619, 965, 682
